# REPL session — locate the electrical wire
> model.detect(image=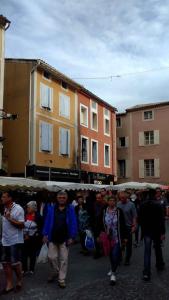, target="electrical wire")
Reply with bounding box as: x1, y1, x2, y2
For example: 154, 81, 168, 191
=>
72, 65, 169, 80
